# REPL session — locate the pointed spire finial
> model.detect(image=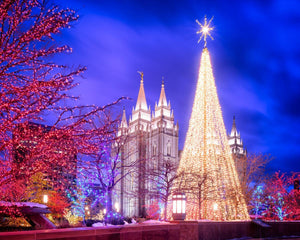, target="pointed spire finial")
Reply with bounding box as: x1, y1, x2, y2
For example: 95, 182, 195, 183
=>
158, 77, 167, 107
230, 115, 237, 137
135, 71, 148, 111
120, 106, 128, 128
137, 71, 144, 84
196, 16, 214, 47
